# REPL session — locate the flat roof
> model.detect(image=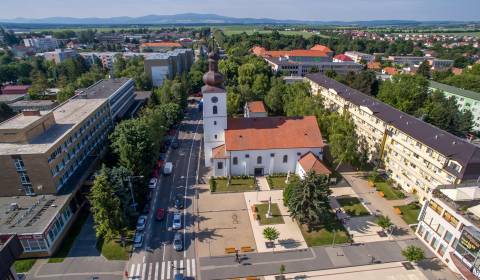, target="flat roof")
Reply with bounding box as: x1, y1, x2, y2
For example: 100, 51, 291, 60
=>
0, 98, 106, 155
430, 81, 480, 102
10, 100, 57, 106
76, 78, 132, 99
0, 112, 47, 130
0, 94, 25, 103
0, 193, 71, 235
